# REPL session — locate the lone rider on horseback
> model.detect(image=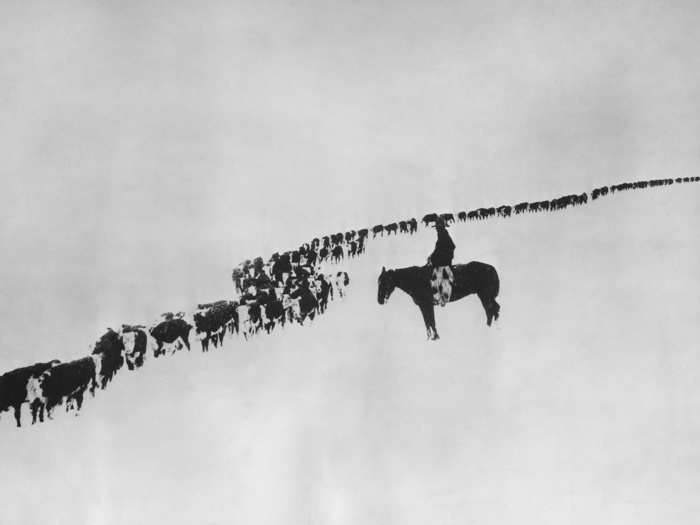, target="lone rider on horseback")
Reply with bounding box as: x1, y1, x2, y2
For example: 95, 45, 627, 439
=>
427, 218, 455, 307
